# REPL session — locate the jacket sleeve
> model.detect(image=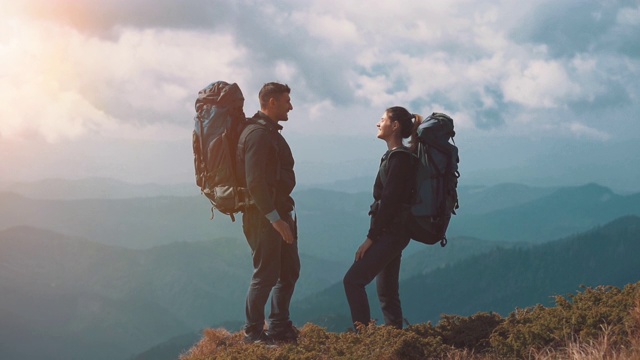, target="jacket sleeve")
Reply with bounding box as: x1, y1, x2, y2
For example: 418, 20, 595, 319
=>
367, 151, 413, 241
243, 128, 279, 222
